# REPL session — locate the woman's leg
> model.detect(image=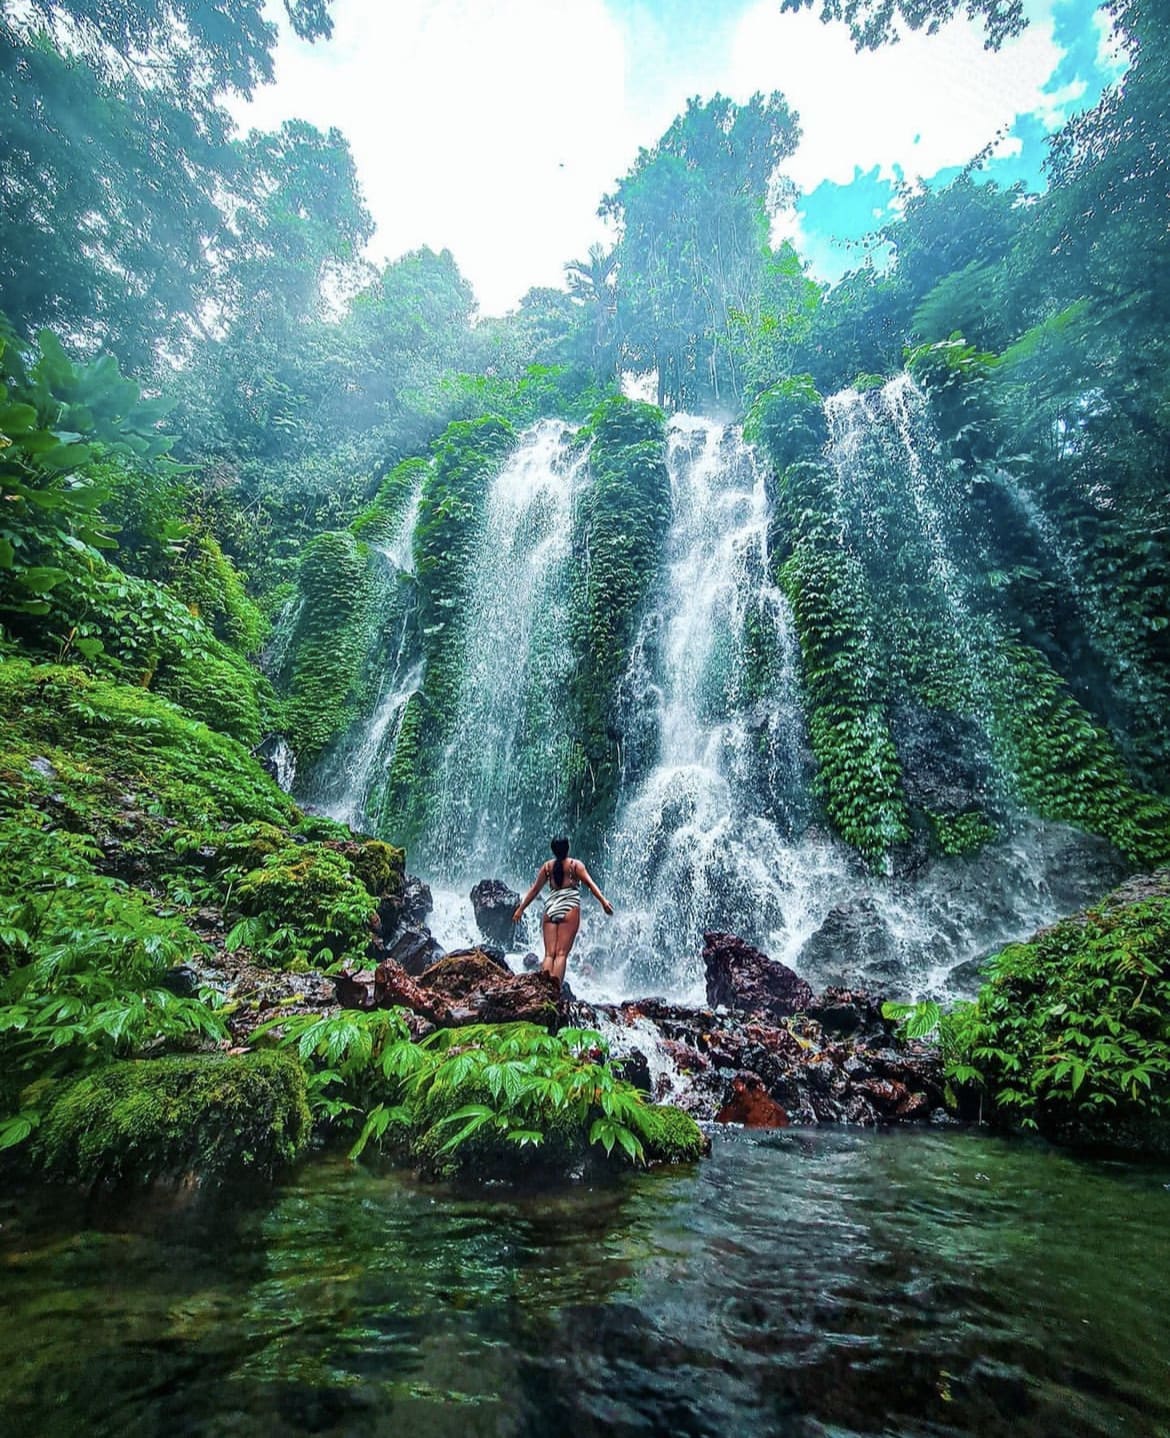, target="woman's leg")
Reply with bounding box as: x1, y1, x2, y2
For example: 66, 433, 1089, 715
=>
551, 907, 580, 985
541, 915, 558, 975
